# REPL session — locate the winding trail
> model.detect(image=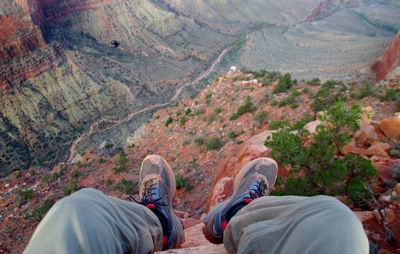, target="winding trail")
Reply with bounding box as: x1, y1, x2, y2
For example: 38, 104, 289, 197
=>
67, 47, 231, 162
